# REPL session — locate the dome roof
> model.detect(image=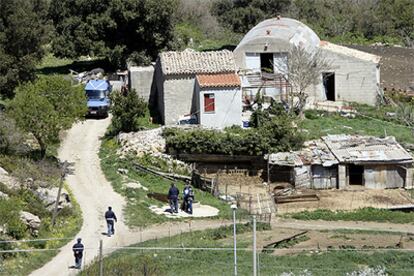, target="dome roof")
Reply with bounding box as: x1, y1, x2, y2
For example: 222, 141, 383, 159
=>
235, 17, 320, 52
